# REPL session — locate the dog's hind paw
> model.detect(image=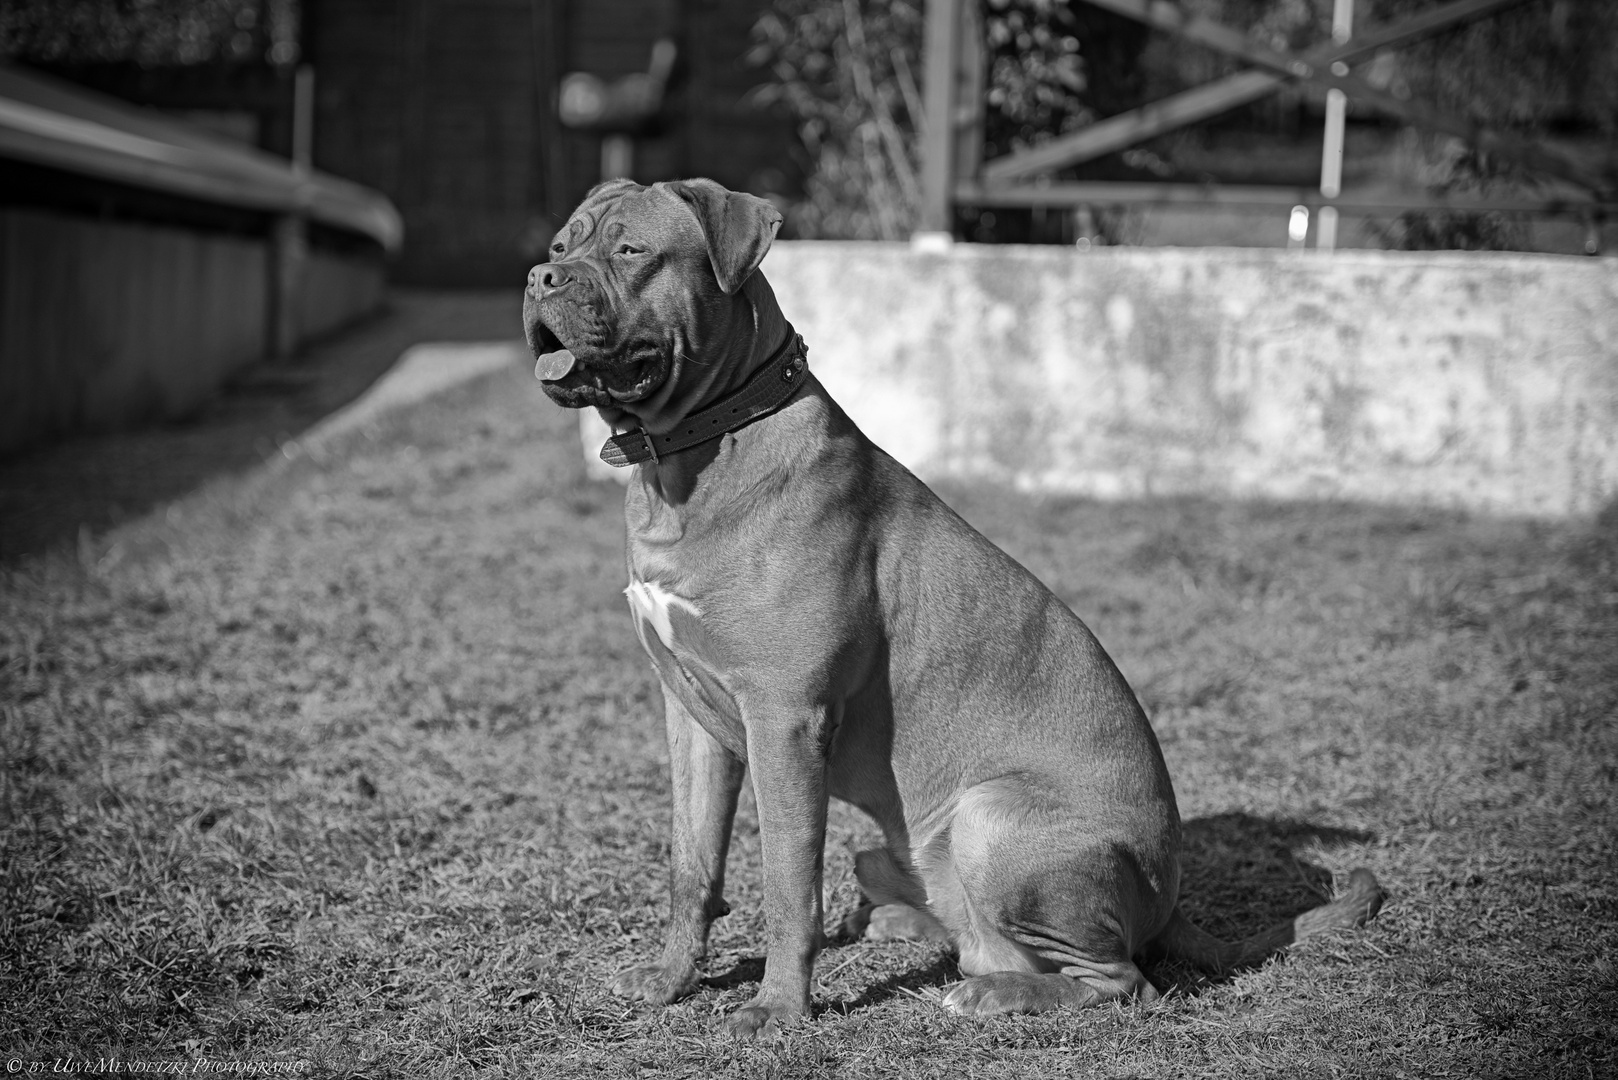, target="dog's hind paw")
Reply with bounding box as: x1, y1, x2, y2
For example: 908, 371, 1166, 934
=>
864, 903, 953, 942
611, 961, 701, 1005
835, 903, 874, 942
943, 972, 1088, 1016
837, 900, 953, 943
941, 969, 1158, 1016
